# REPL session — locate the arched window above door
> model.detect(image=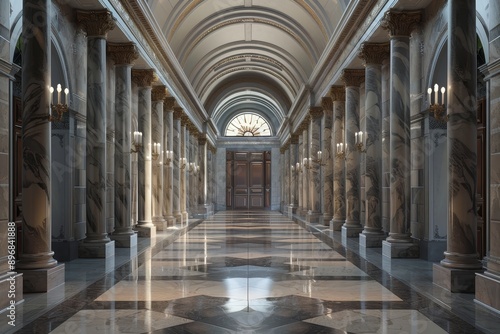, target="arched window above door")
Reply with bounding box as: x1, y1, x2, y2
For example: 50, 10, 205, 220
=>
224, 112, 272, 137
